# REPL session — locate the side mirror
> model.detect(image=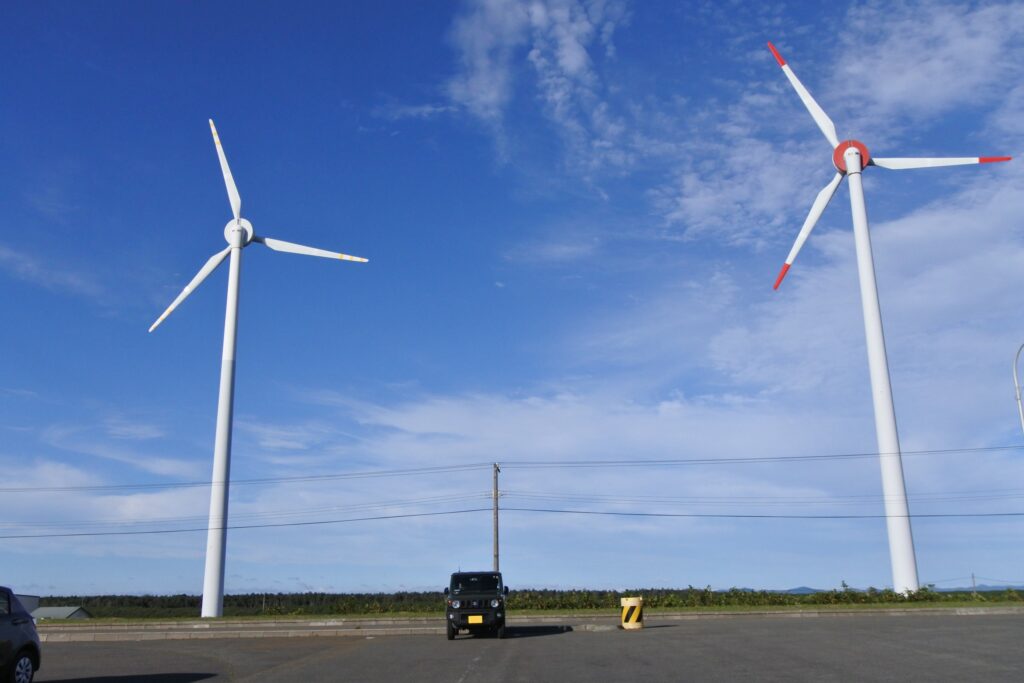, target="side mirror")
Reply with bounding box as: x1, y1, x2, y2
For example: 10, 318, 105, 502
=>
504, 586, 509, 596
444, 587, 449, 595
